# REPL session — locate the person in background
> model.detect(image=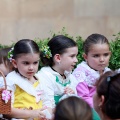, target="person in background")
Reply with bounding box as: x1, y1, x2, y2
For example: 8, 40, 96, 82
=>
6, 39, 52, 120
0, 47, 14, 76
72, 33, 111, 107
54, 96, 92, 120
0, 47, 14, 87
93, 71, 120, 120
